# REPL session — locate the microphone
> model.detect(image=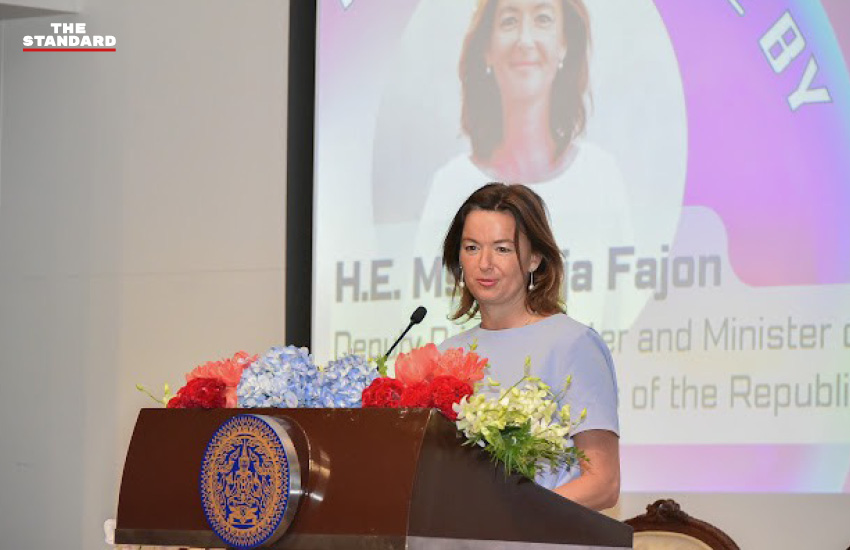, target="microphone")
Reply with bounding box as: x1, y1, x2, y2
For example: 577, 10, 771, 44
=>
384, 306, 428, 361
